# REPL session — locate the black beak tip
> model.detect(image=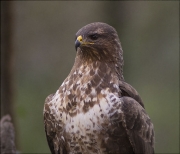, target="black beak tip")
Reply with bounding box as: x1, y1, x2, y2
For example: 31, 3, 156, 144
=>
75, 40, 81, 51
